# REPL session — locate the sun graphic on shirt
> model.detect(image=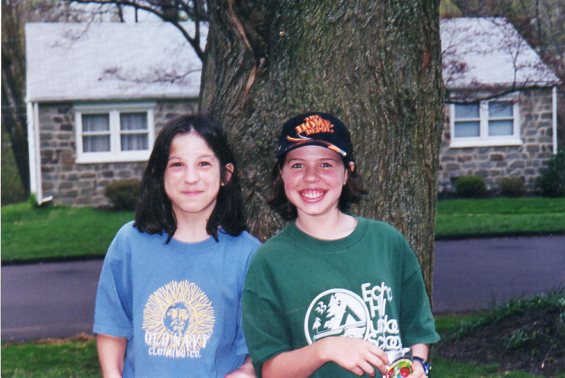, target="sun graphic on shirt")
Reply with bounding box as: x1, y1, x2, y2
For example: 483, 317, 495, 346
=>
143, 280, 215, 359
